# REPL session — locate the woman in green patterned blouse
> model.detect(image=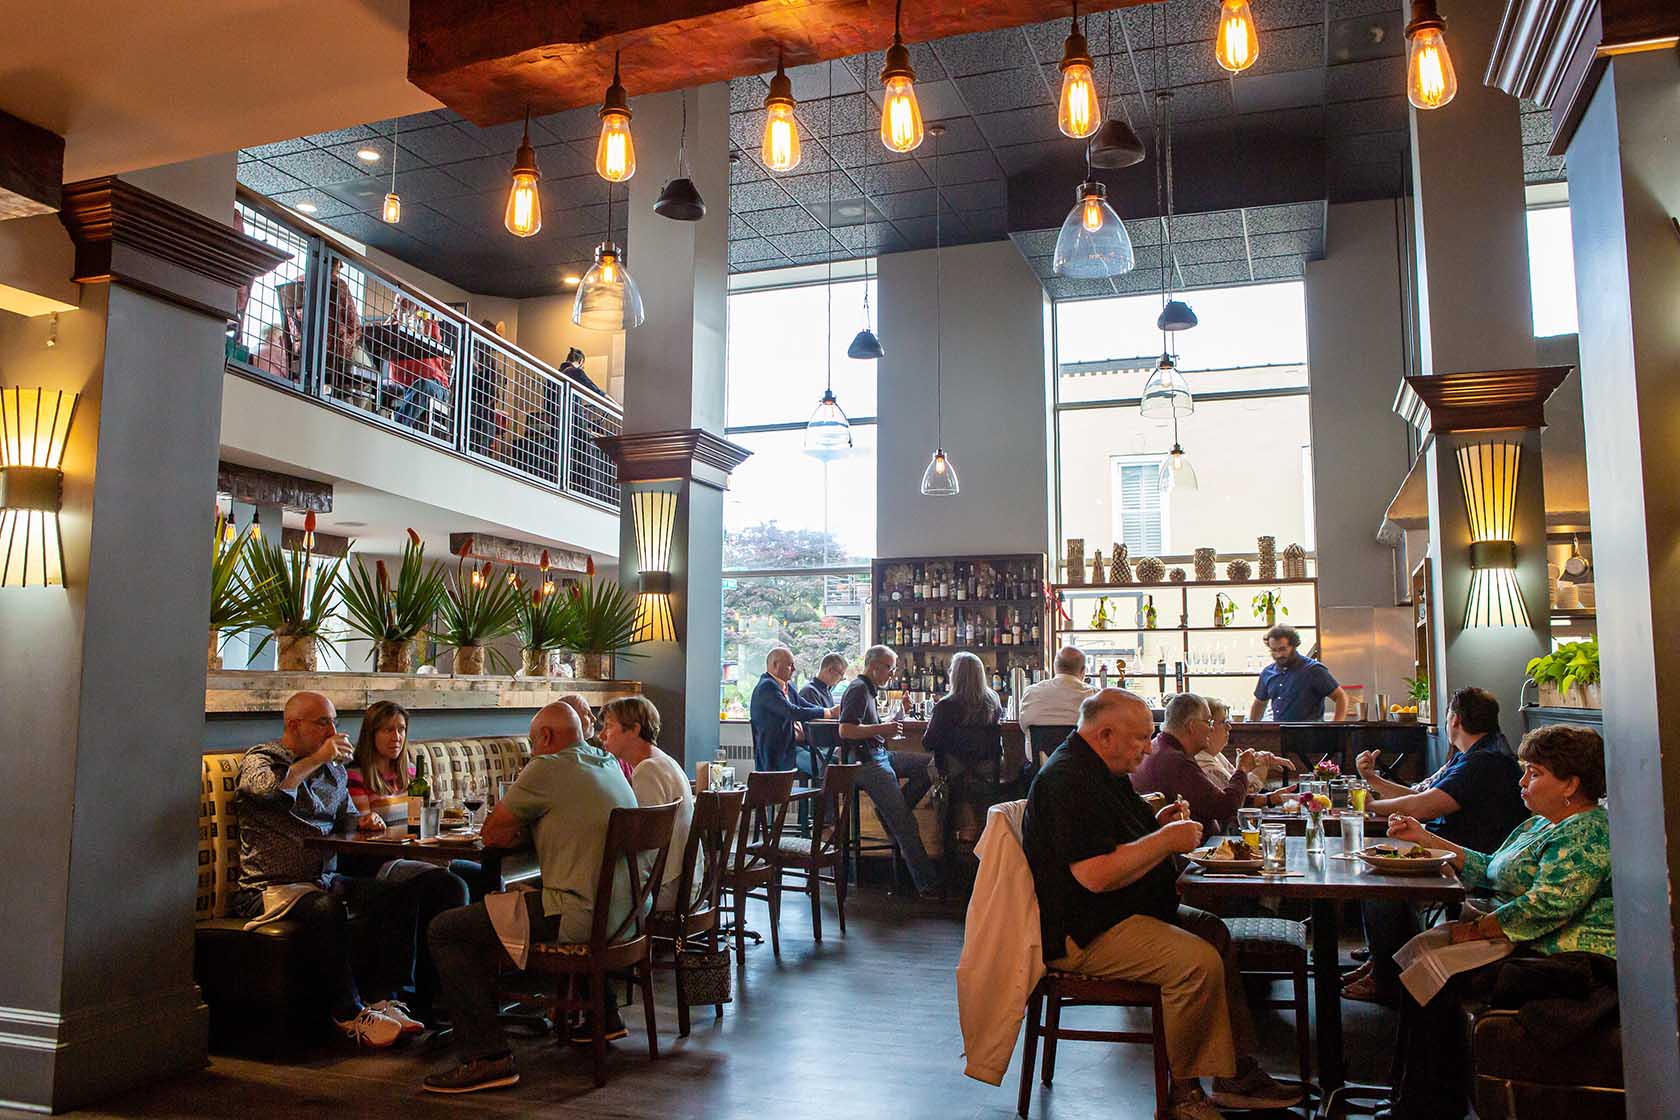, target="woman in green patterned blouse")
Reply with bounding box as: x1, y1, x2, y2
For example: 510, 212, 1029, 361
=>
1376, 723, 1611, 1119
